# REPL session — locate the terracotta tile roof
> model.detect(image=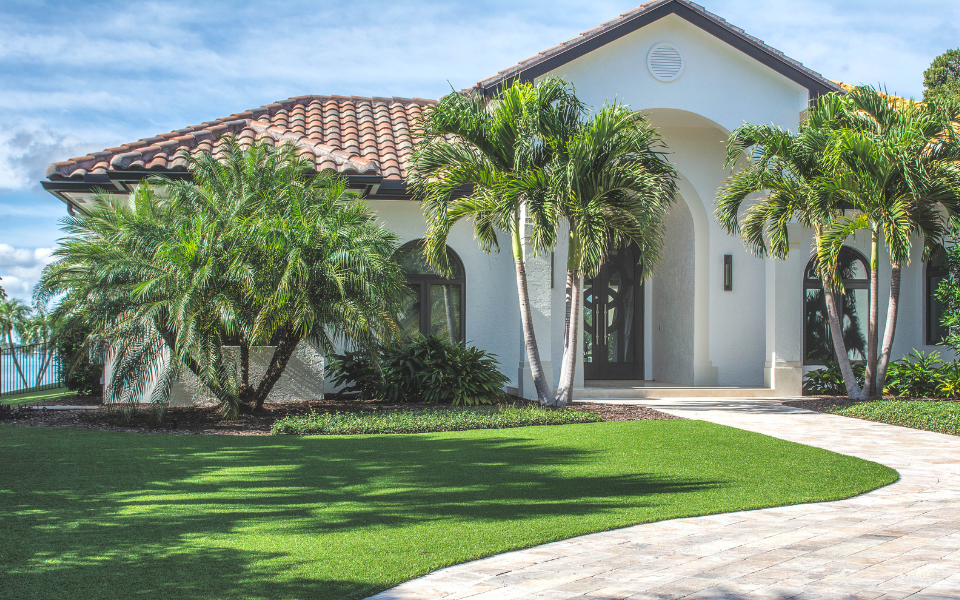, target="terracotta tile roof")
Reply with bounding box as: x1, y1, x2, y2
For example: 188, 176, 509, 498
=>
475, 0, 839, 96
47, 95, 436, 182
